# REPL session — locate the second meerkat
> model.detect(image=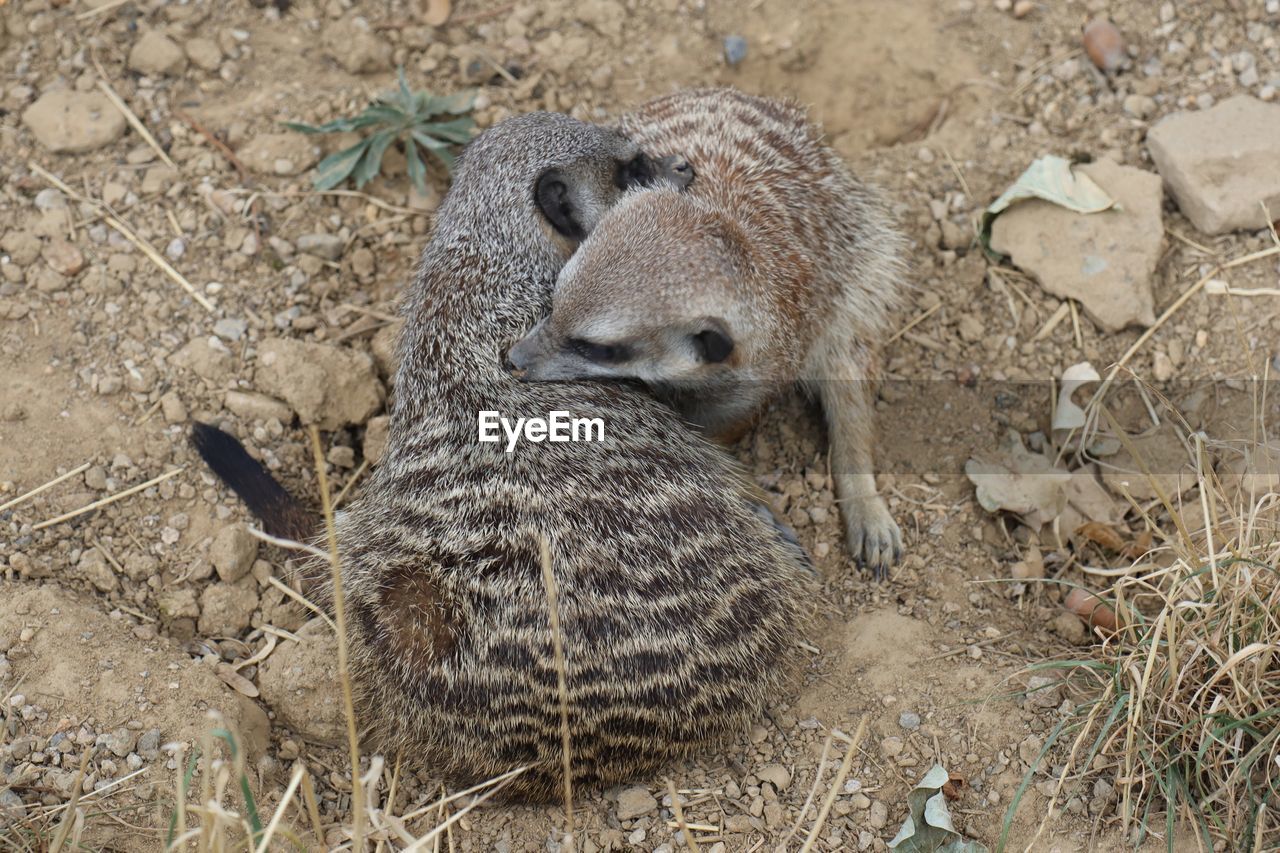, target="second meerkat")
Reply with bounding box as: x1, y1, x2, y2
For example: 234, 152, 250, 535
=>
509, 88, 908, 572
